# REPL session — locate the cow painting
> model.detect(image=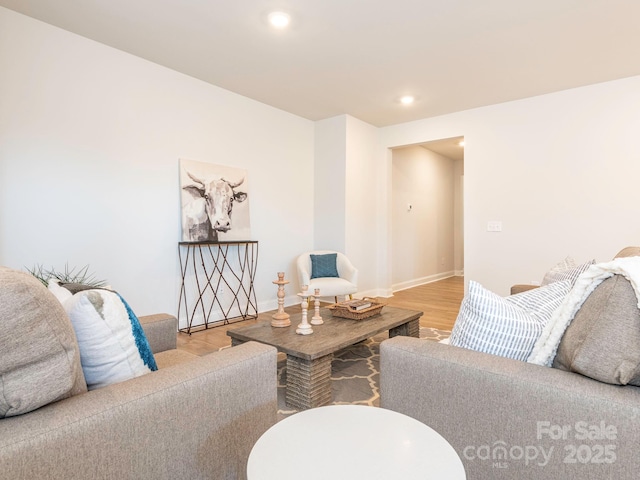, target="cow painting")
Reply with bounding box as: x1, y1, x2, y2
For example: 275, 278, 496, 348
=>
179, 159, 251, 242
